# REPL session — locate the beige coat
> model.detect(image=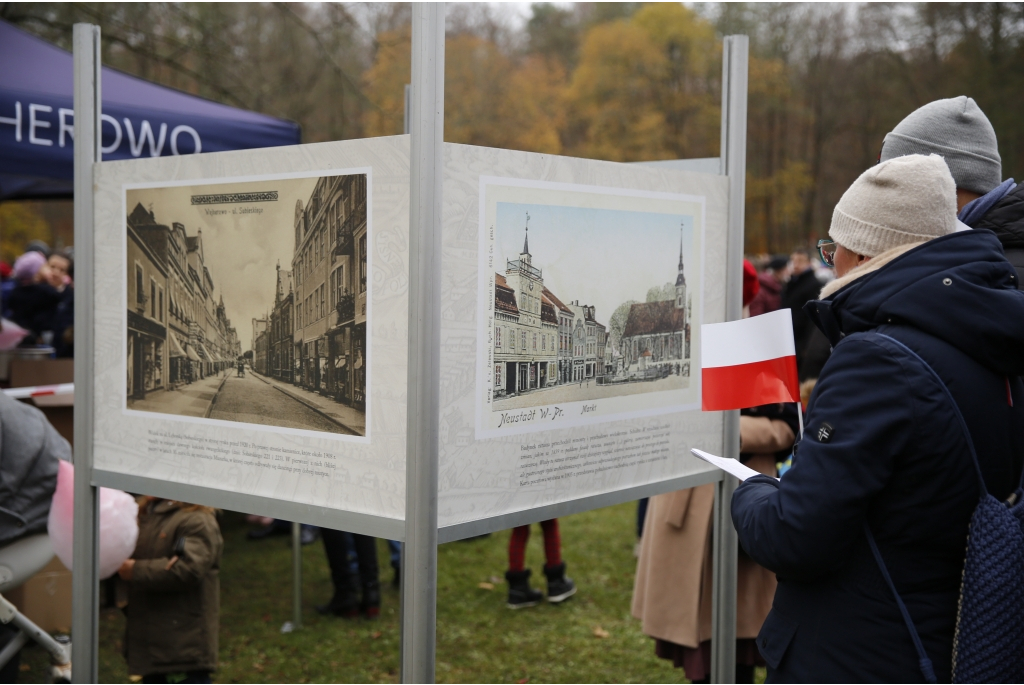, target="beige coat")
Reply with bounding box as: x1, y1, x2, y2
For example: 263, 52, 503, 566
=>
631, 415, 794, 647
